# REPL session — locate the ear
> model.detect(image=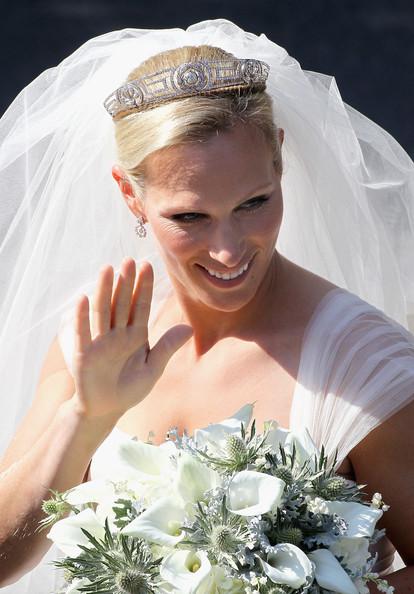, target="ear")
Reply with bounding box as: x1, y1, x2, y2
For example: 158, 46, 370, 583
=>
278, 128, 285, 146
111, 164, 146, 221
